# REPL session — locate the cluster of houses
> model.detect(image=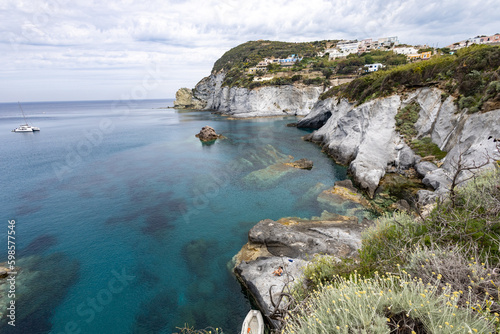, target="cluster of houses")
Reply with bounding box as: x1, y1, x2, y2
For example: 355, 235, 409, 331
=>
322, 36, 433, 63
247, 54, 303, 74
319, 36, 400, 59
447, 33, 500, 51
246, 33, 499, 77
